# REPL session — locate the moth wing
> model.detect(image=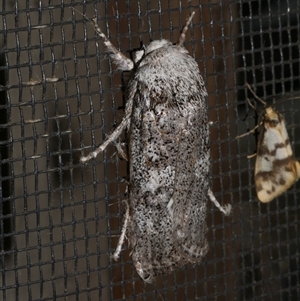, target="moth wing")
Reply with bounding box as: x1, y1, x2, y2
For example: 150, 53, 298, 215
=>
255, 108, 300, 203
171, 109, 209, 261
129, 92, 193, 281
